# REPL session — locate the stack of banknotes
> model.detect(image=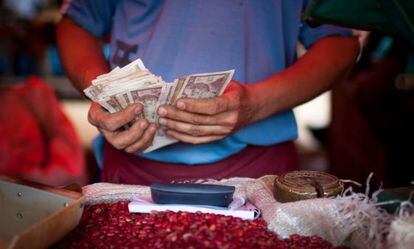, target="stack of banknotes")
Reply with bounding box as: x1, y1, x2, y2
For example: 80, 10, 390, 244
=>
83, 58, 234, 152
